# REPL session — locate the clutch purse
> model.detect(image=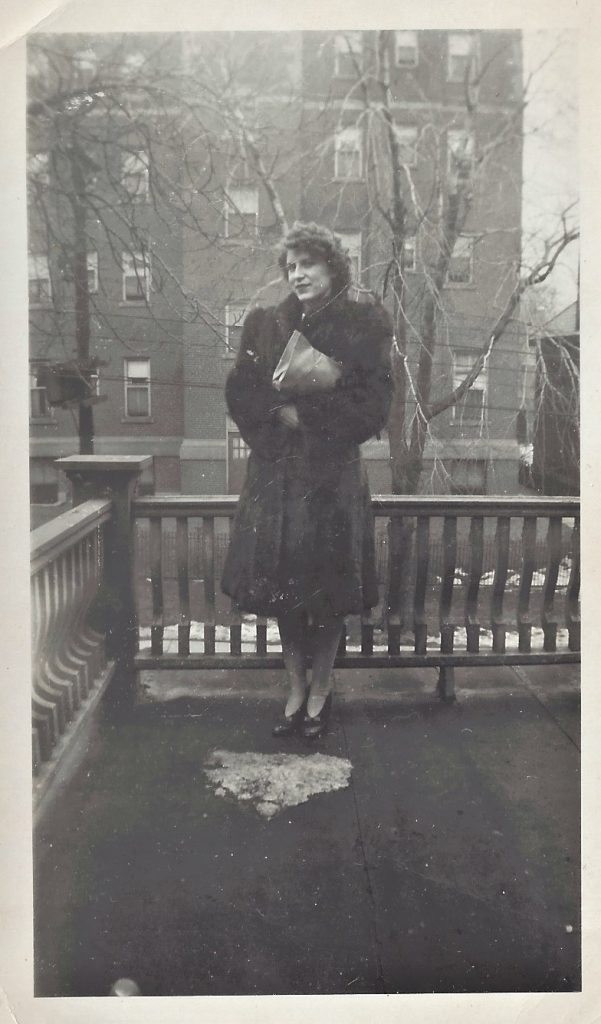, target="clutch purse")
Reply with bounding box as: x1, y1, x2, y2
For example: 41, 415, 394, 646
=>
272, 330, 342, 394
